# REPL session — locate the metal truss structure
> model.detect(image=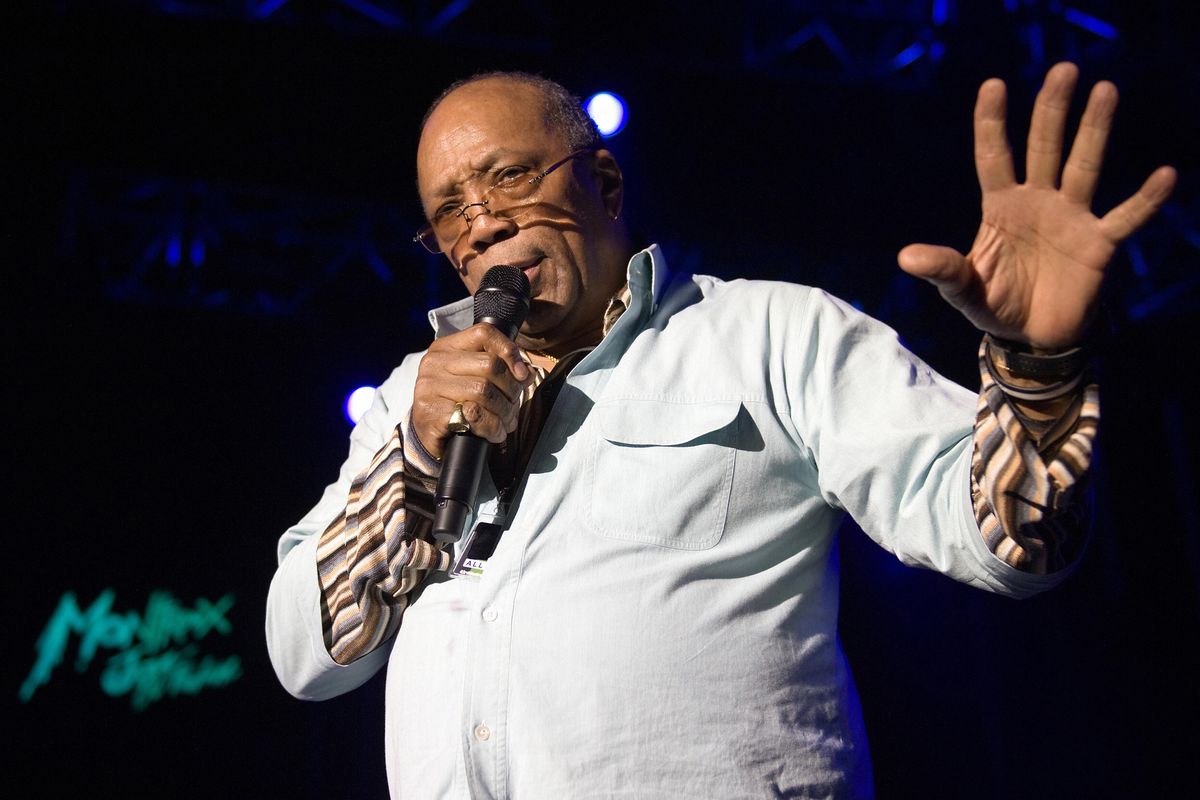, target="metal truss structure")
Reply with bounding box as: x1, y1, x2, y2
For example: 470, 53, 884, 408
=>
47, 1, 1196, 325
58, 171, 435, 317
59, 0, 561, 48
63, 1, 1132, 87
59, 166, 1195, 327
738, 0, 1124, 88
